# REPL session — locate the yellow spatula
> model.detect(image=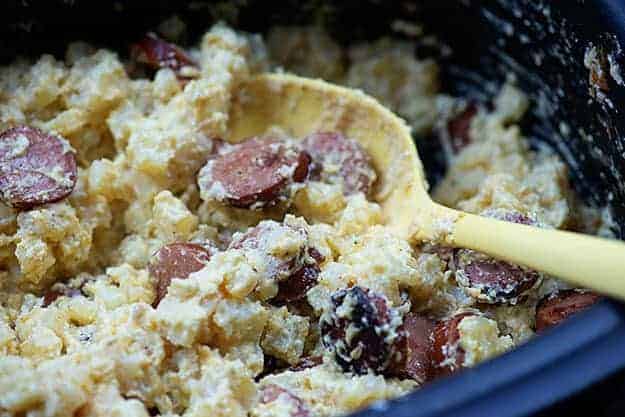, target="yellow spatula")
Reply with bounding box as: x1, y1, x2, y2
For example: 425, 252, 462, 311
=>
227, 73, 625, 300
